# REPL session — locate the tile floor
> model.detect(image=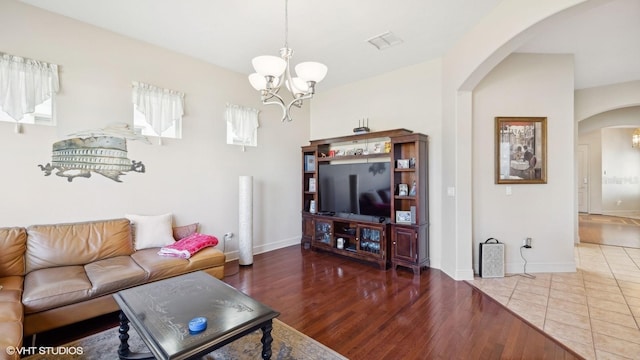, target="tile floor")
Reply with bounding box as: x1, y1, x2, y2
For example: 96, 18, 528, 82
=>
468, 243, 640, 359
